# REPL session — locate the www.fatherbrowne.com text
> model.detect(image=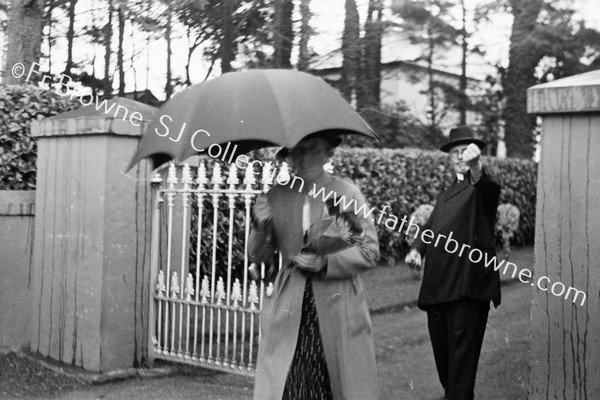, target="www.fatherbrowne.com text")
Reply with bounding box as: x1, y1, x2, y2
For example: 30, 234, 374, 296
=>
15, 61, 586, 306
